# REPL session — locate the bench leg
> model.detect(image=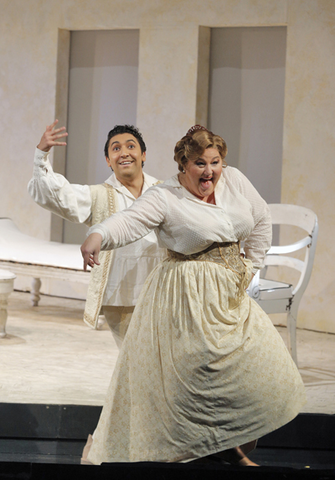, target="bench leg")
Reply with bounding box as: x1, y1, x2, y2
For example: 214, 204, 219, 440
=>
31, 278, 42, 306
